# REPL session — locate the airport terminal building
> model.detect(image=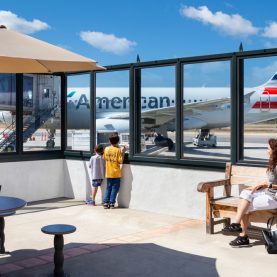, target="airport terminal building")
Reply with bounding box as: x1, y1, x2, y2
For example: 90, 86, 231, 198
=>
1, 44, 277, 219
